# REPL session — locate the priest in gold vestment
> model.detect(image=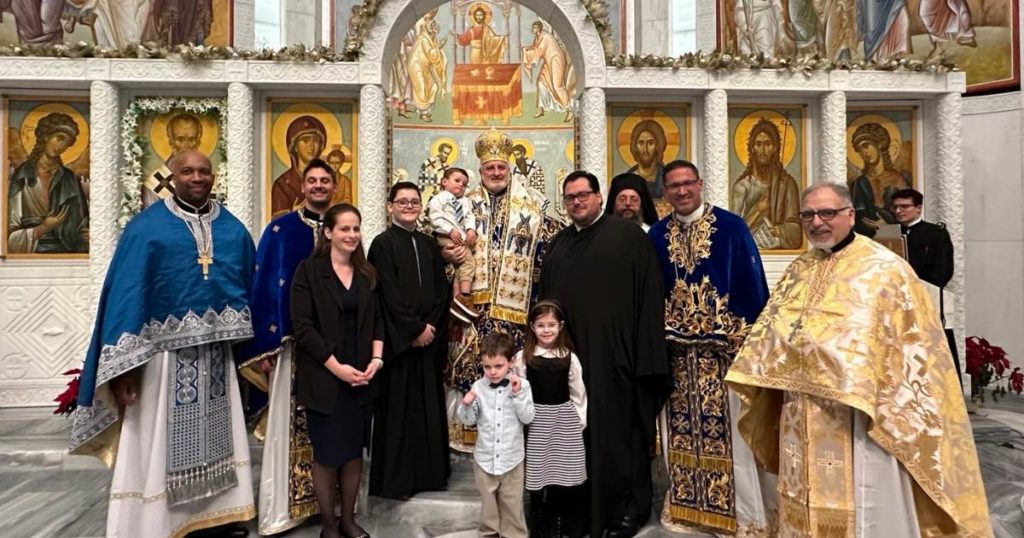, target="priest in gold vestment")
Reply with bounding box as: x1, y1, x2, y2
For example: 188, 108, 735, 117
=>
726, 183, 992, 537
